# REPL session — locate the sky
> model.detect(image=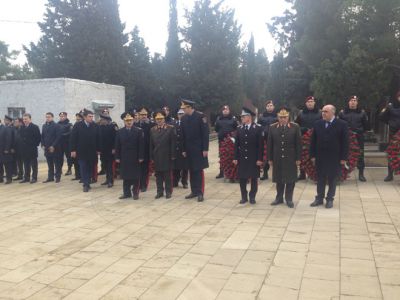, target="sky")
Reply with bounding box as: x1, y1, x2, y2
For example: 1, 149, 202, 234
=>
0, 0, 289, 64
